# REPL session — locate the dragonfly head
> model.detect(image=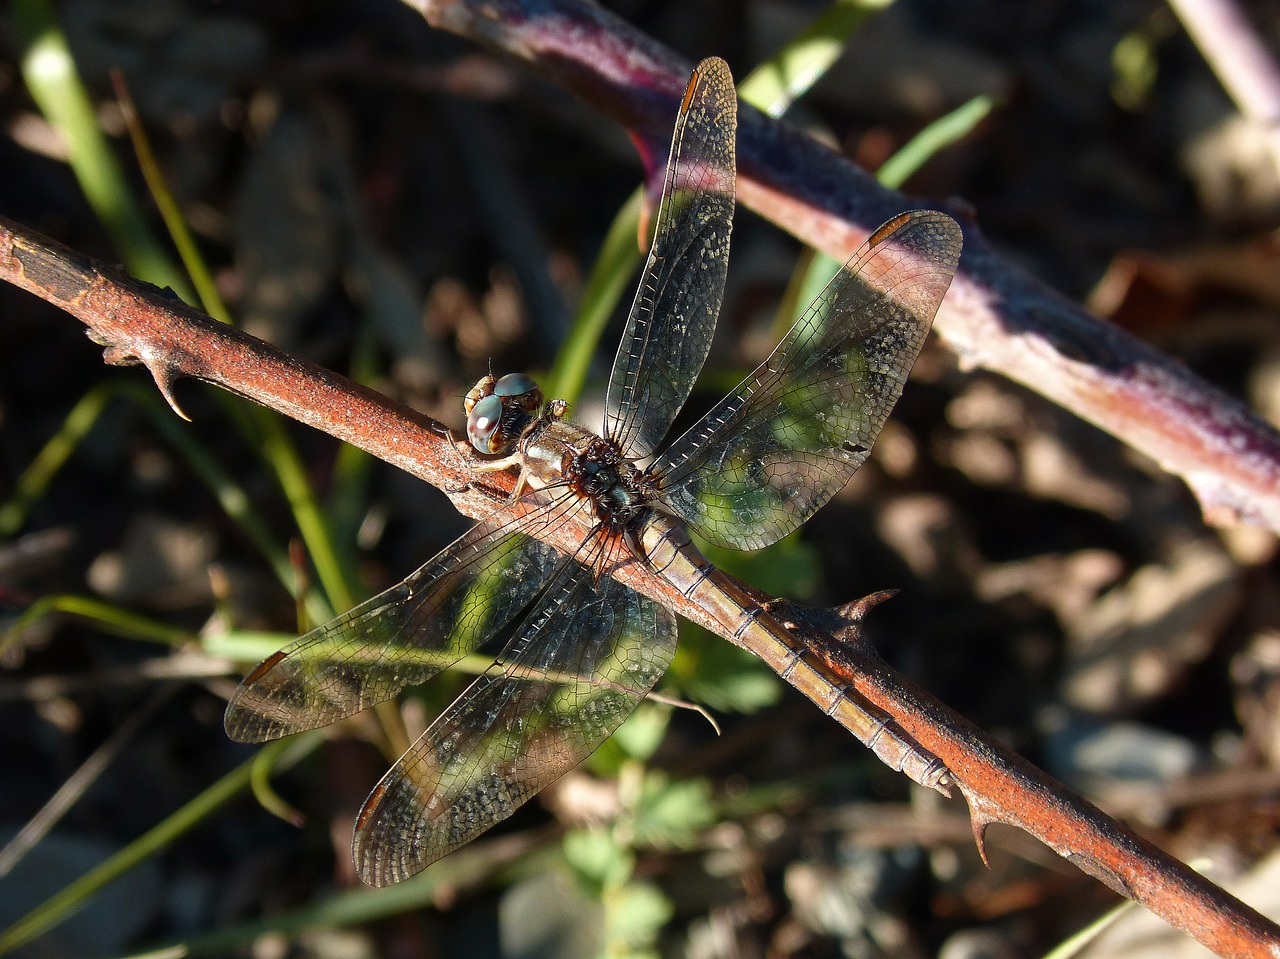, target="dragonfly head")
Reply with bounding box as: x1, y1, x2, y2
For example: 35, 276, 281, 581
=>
465, 372, 544, 455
